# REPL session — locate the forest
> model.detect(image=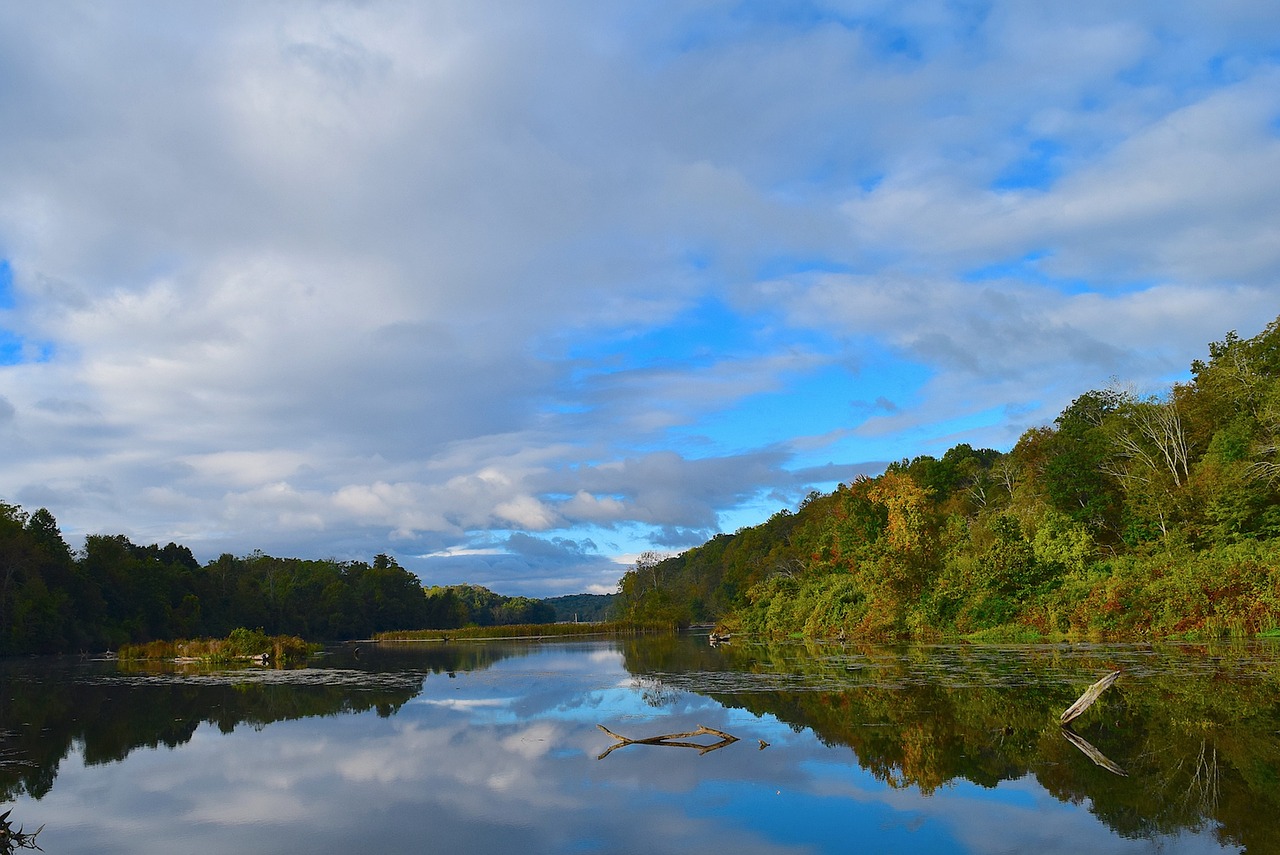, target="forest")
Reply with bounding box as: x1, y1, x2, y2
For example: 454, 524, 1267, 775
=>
0, 512, 573, 656
0, 521, 440, 655
615, 316, 1280, 640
